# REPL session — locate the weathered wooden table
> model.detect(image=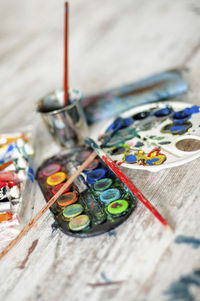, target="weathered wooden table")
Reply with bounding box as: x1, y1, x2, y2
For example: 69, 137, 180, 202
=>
1, 0, 200, 300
